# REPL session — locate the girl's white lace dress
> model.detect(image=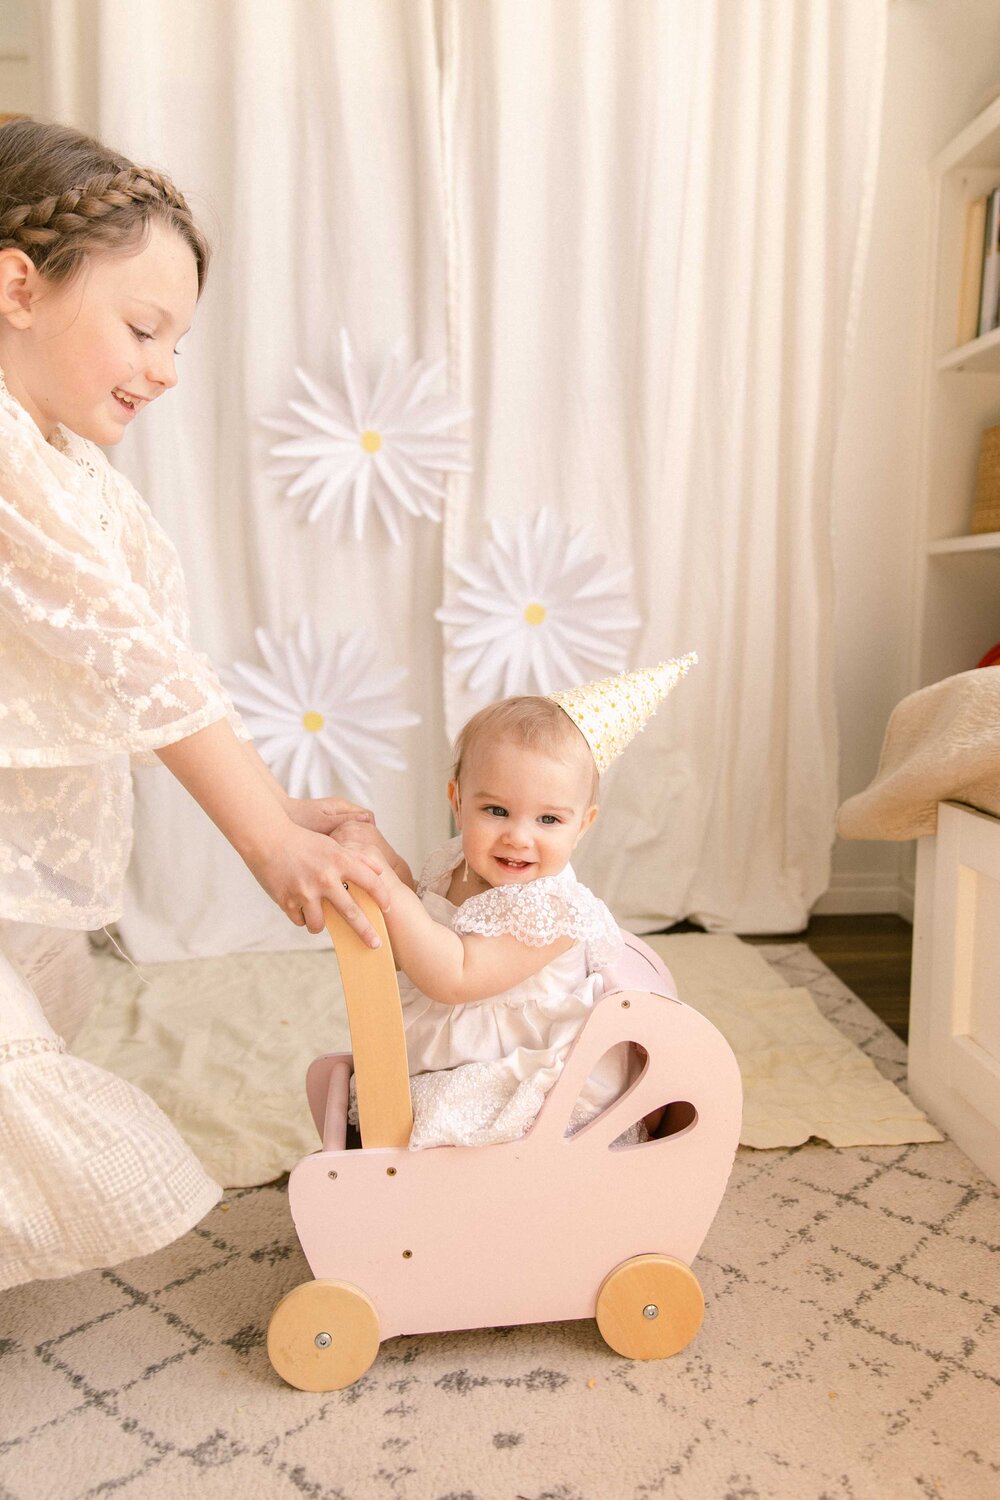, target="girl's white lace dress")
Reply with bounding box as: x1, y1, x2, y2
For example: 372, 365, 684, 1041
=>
0, 367, 244, 1290
381, 837, 637, 1150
